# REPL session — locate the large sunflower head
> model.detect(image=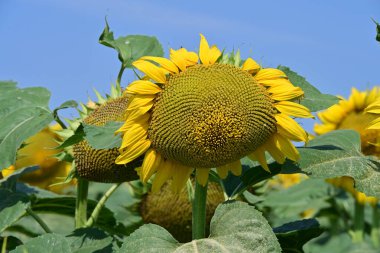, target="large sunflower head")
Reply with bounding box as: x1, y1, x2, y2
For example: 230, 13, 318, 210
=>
116, 34, 312, 192
315, 87, 380, 156
1, 124, 72, 193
